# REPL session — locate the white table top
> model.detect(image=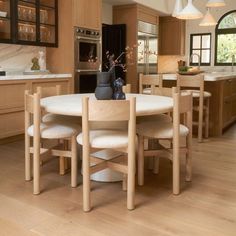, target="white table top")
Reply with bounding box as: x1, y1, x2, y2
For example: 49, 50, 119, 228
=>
41, 93, 173, 117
